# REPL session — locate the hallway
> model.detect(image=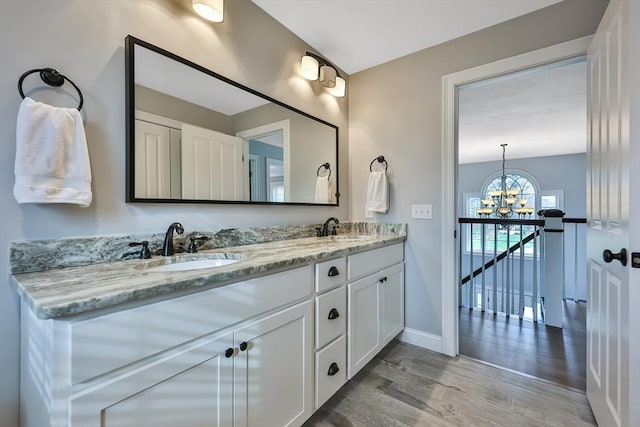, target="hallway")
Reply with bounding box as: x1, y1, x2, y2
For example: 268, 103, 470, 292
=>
459, 300, 586, 390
